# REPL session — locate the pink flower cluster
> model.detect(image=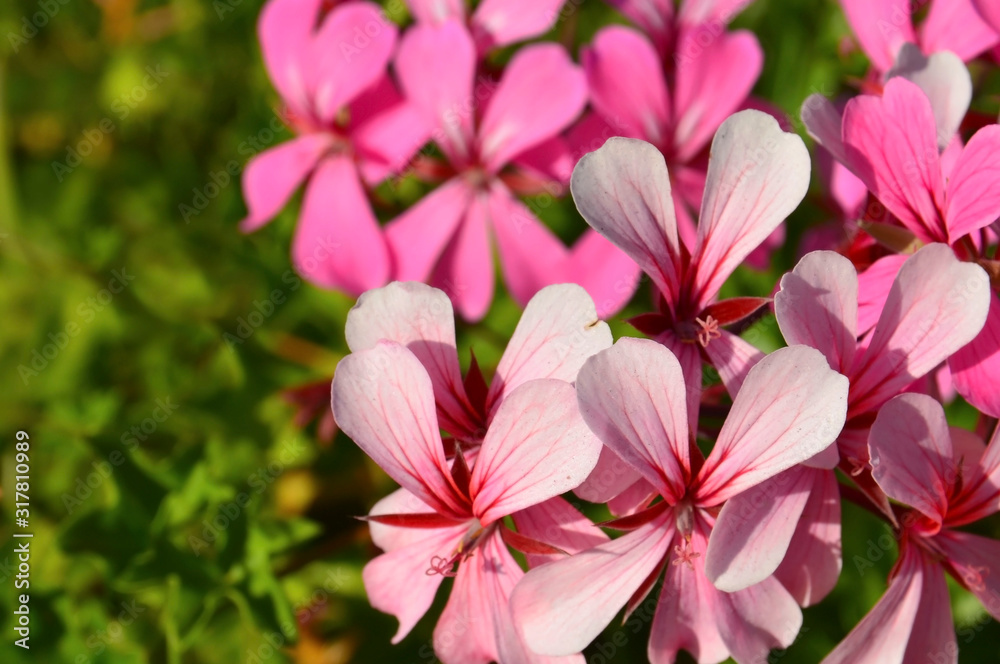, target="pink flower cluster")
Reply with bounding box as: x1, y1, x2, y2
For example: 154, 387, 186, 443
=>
241, 0, 1000, 661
